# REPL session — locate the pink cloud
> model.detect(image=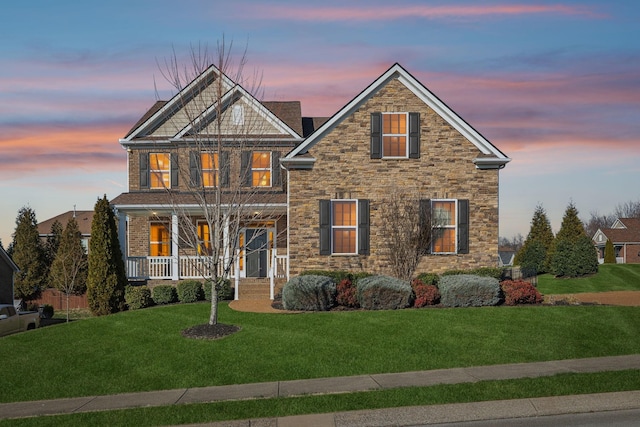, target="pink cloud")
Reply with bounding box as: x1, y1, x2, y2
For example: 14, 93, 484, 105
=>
249, 4, 604, 22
